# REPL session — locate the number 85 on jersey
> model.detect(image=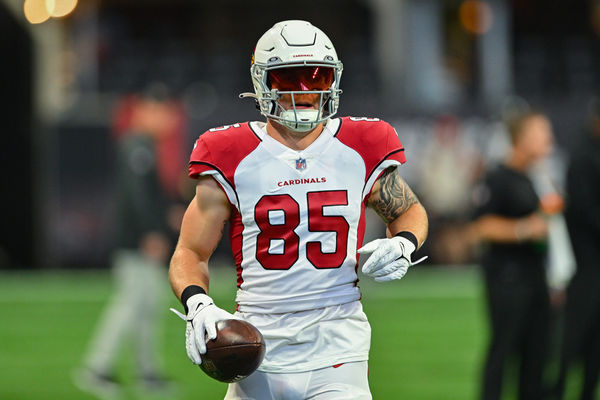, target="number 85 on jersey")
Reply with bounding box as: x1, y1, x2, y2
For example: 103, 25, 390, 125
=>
253, 190, 351, 271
